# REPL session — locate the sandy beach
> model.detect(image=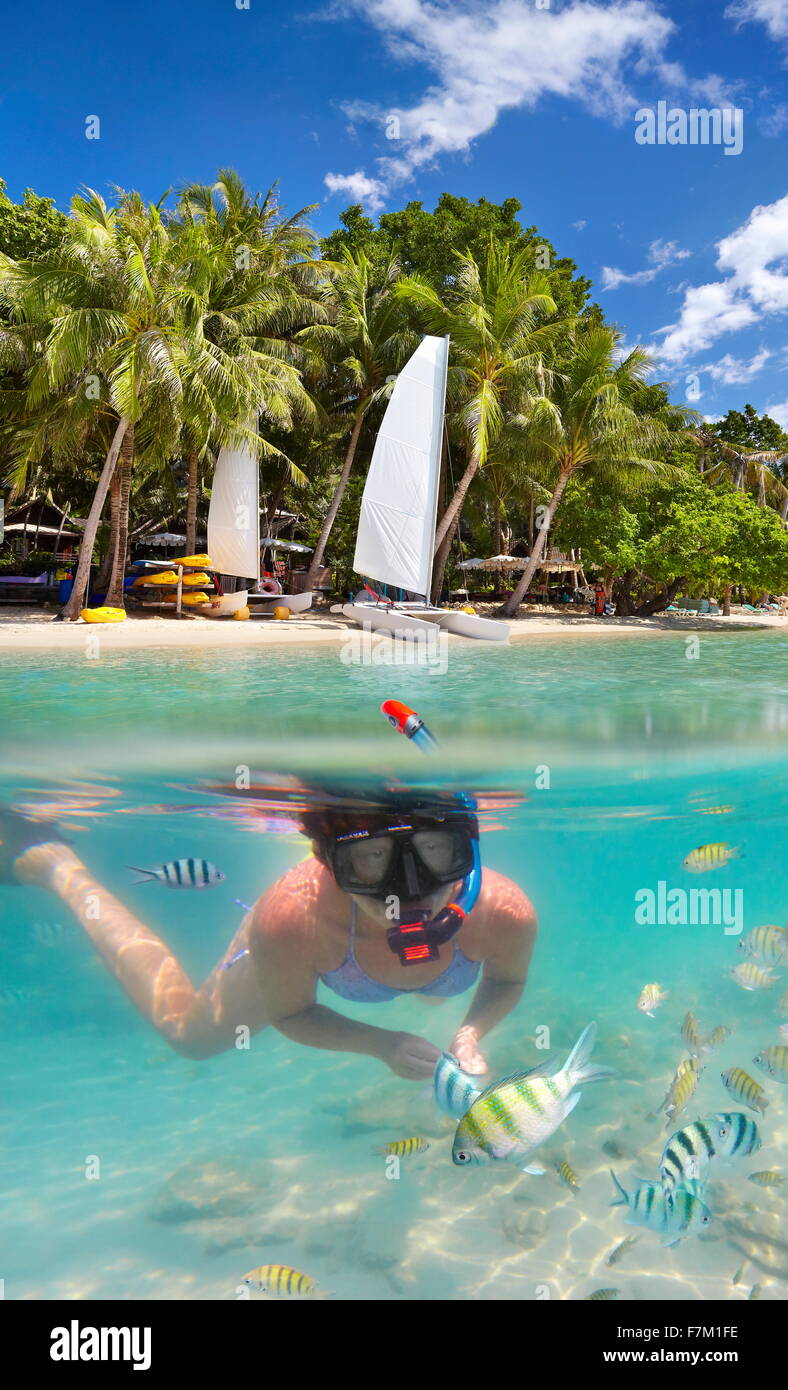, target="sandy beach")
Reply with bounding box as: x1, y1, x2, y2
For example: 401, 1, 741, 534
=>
0, 605, 785, 651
